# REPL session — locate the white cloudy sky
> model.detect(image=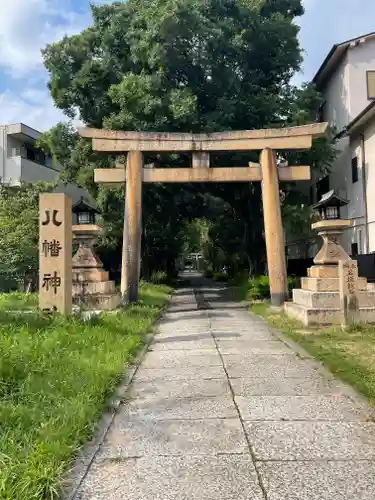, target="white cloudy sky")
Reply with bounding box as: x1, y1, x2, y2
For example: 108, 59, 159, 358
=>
0, 0, 374, 131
